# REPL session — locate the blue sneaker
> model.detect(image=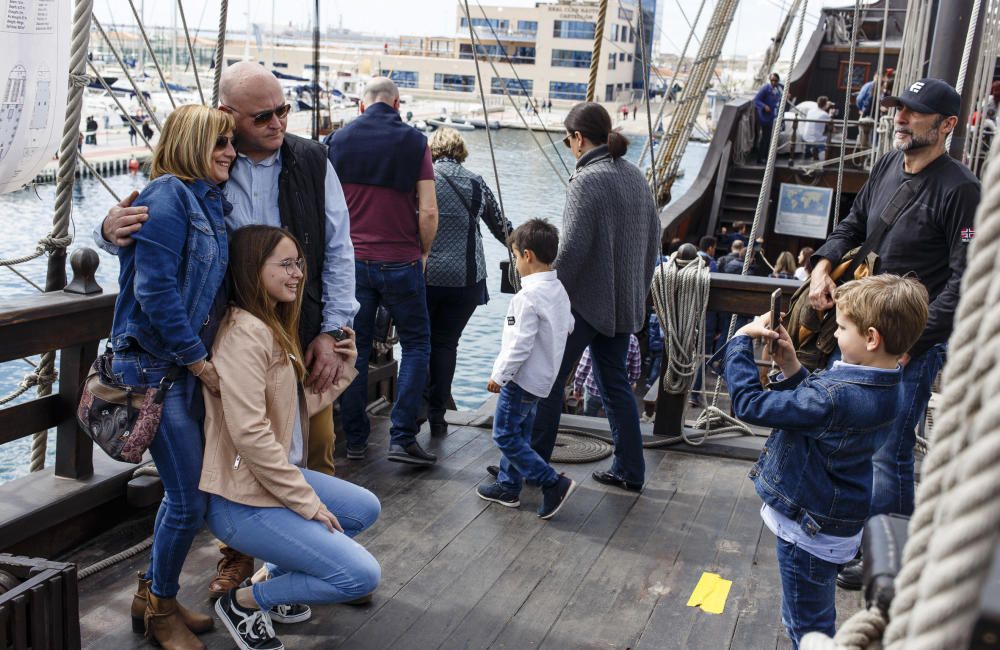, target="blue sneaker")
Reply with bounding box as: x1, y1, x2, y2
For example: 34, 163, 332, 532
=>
538, 474, 577, 520
476, 481, 520, 508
